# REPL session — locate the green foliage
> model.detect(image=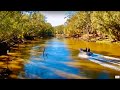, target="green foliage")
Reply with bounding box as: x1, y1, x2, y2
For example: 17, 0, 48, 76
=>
54, 25, 65, 34
0, 11, 54, 45
63, 11, 120, 41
